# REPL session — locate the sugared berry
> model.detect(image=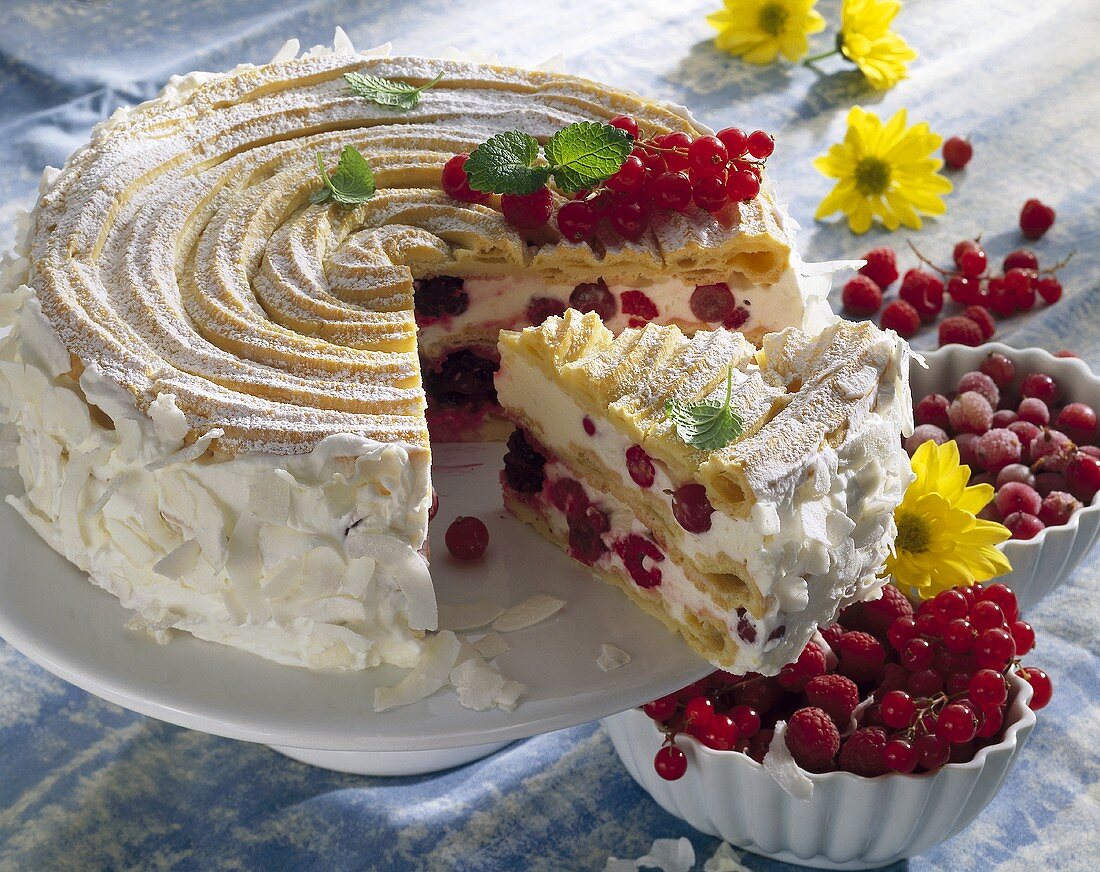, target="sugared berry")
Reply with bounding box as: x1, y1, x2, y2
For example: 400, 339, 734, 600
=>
980, 352, 1016, 389
1016, 397, 1050, 427
958, 371, 999, 407
948, 391, 994, 434
905, 425, 948, 454
915, 393, 951, 429
1038, 490, 1081, 526
996, 481, 1041, 516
